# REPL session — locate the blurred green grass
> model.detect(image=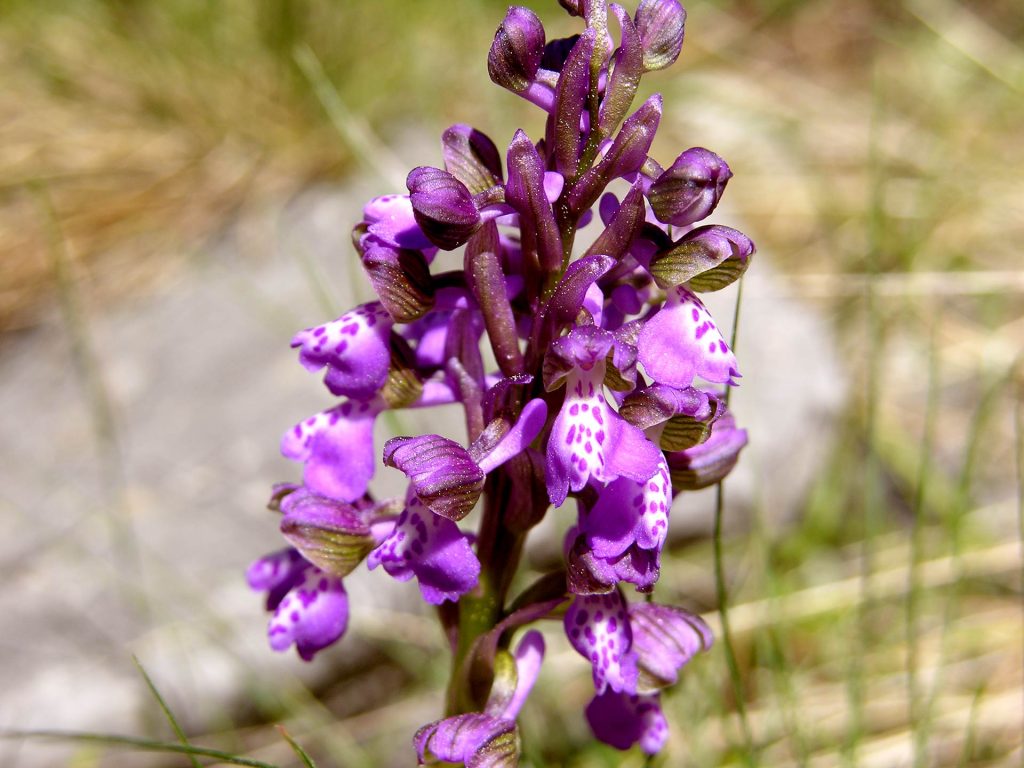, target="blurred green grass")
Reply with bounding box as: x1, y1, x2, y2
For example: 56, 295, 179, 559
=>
2, 0, 1022, 765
